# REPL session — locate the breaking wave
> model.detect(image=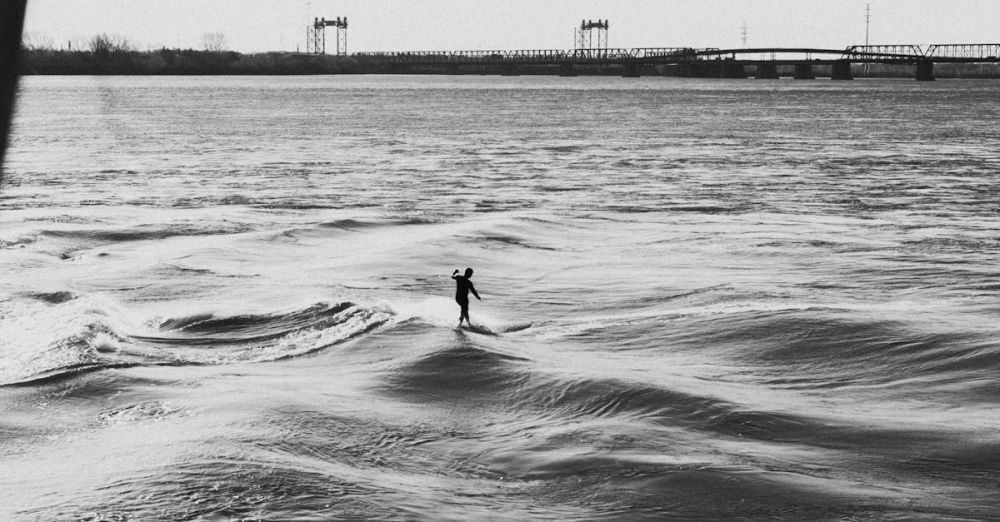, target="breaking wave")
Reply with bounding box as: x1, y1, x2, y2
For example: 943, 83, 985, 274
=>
0, 297, 392, 386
